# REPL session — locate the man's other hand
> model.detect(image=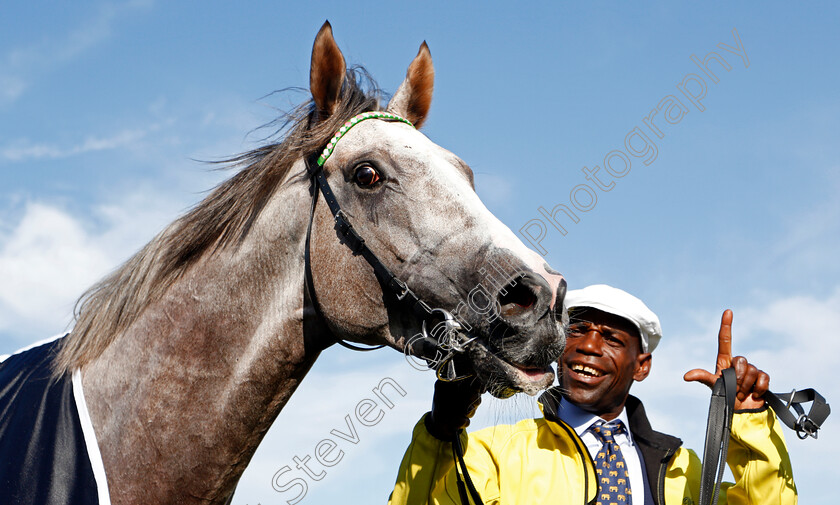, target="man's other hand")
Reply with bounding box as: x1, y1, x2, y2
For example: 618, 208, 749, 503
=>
427, 377, 485, 441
